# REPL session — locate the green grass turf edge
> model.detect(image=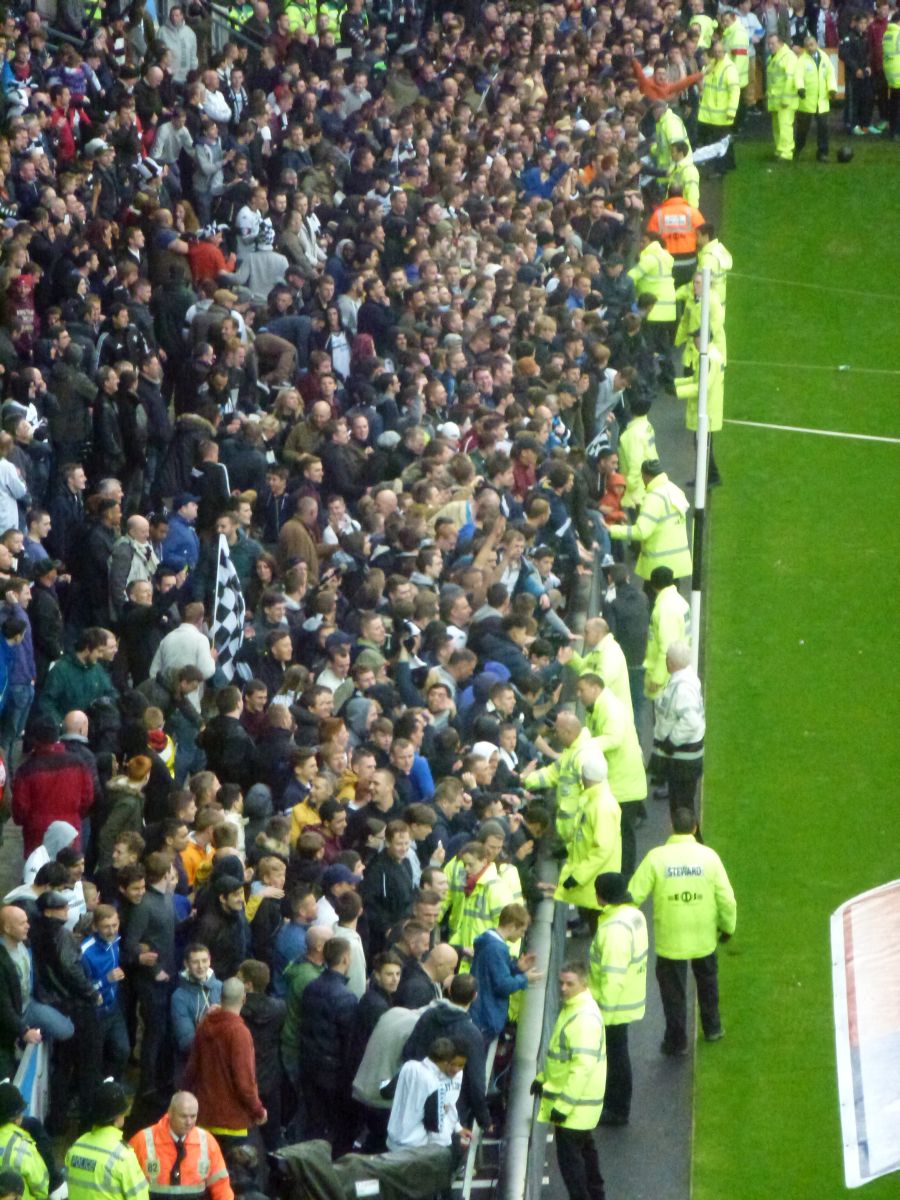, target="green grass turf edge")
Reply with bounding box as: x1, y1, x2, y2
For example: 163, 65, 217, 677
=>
691, 137, 900, 1198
